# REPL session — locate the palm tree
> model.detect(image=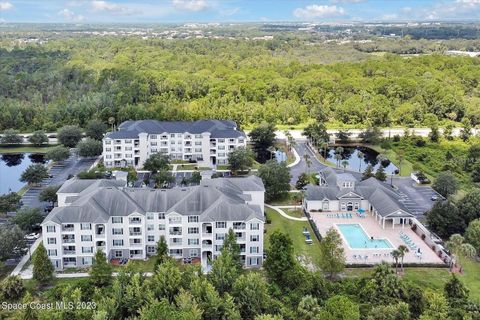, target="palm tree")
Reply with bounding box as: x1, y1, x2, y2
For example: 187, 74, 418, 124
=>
397, 245, 409, 273
267, 146, 276, 160
341, 160, 349, 172
357, 151, 364, 172
446, 234, 477, 273
334, 153, 342, 168
396, 151, 404, 175
303, 154, 312, 173
320, 142, 329, 160
391, 249, 401, 274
